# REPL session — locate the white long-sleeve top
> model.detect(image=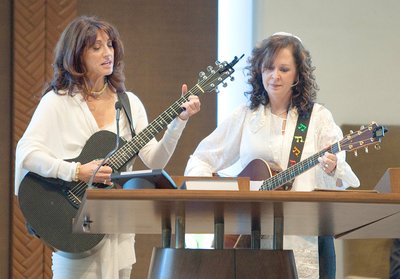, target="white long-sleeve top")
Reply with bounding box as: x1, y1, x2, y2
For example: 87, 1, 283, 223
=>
185, 103, 360, 191
15, 90, 187, 194
15, 90, 188, 278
